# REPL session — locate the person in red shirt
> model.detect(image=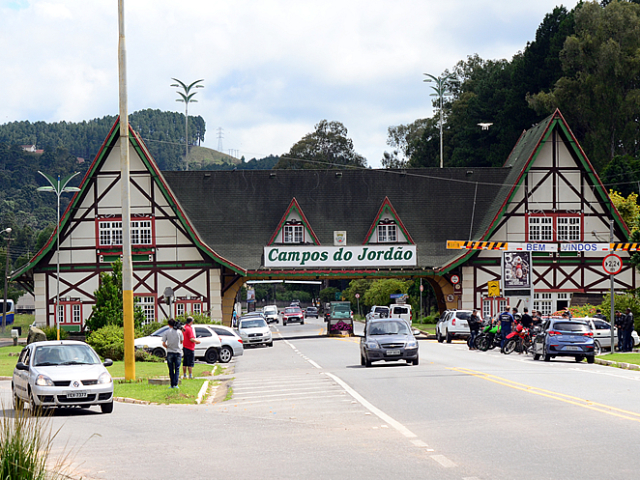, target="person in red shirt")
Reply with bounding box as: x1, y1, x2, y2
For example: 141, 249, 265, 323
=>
182, 316, 200, 379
